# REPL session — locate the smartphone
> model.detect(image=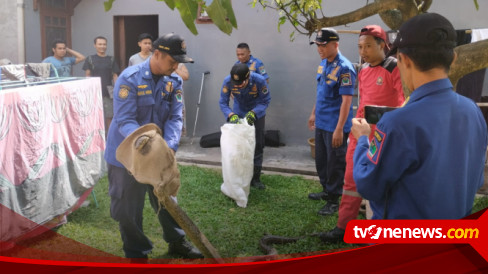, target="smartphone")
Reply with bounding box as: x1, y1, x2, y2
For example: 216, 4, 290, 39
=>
364, 105, 398, 124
